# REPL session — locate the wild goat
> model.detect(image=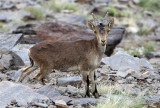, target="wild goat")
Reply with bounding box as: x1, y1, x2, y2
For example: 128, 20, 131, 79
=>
16, 13, 114, 98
